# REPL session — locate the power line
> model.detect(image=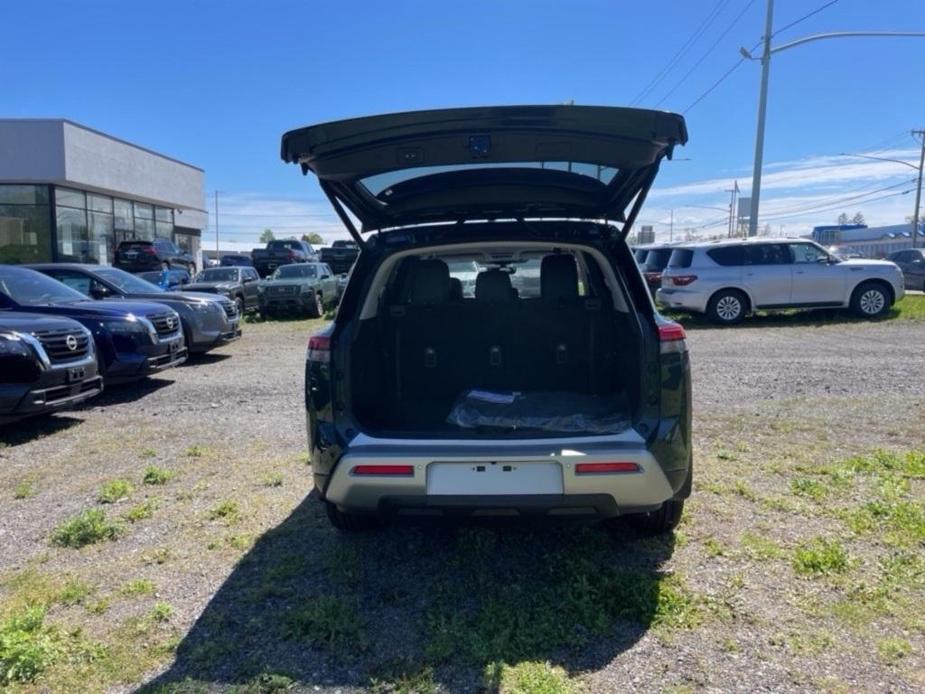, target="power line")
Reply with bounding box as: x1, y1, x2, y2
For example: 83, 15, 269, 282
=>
760, 188, 914, 222
758, 178, 916, 217
683, 56, 748, 113
770, 0, 841, 39
654, 0, 758, 109
630, 0, 732, 106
